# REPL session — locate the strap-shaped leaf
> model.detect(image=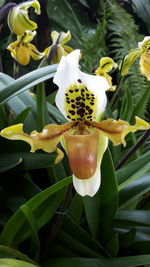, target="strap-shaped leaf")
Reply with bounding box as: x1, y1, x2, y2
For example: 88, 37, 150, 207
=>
0, 176, 72, 246
0, 65, 57, 106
